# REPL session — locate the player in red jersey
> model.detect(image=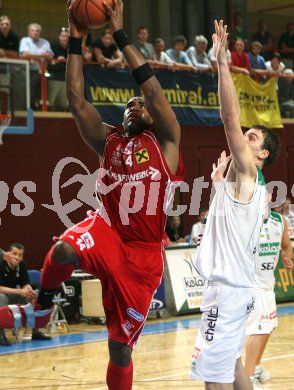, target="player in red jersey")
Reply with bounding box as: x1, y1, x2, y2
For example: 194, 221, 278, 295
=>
0, 1, 184, 389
